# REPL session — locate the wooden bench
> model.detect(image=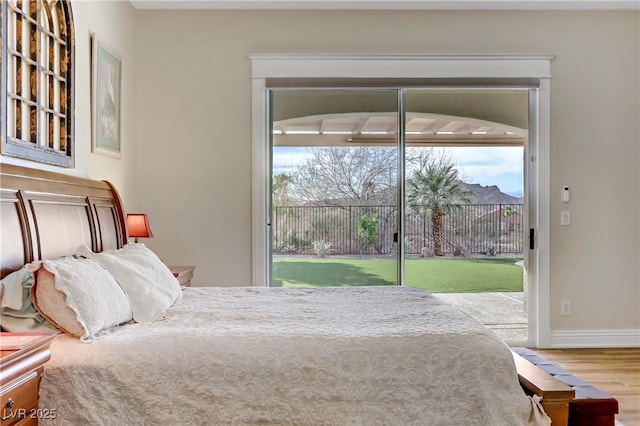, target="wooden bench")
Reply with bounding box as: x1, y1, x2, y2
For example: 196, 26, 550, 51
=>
512, 347, 619, 426
513, 350, 575, 426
